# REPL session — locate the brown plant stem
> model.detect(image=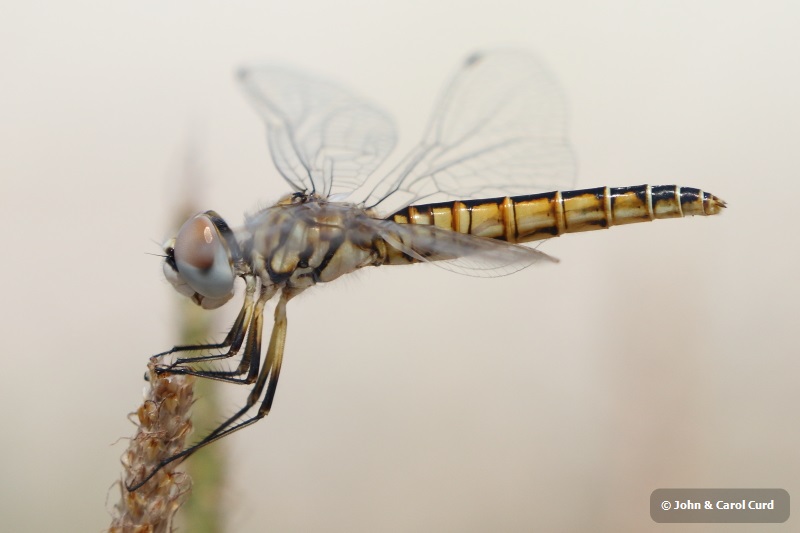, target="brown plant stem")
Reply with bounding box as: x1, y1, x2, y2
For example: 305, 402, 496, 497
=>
109, 362, 194, 533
